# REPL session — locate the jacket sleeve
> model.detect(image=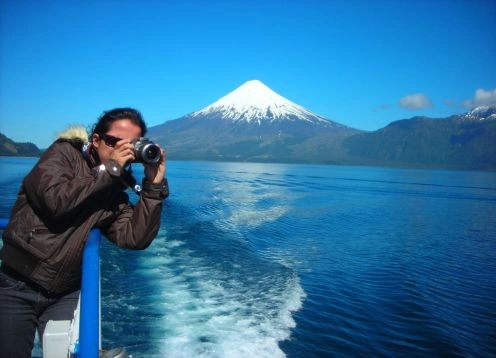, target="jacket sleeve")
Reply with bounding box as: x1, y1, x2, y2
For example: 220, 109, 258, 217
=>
103, 179, 169, 249
22, 142, 118, 219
